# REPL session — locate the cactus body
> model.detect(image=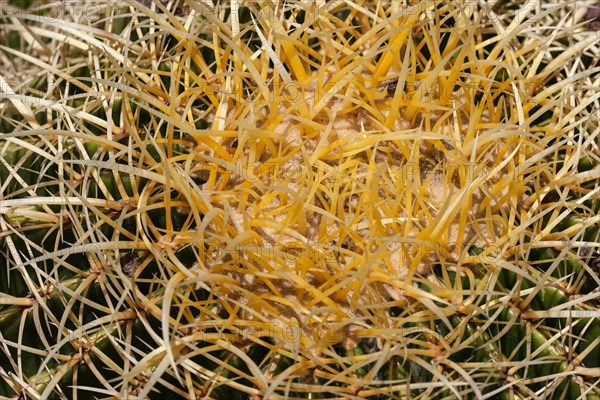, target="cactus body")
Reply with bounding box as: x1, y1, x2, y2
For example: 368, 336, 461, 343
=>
1, 0, 599, 399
